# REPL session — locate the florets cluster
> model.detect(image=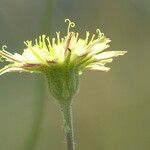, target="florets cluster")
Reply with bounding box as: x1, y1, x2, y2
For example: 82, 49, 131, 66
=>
0, 19, 126, 76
